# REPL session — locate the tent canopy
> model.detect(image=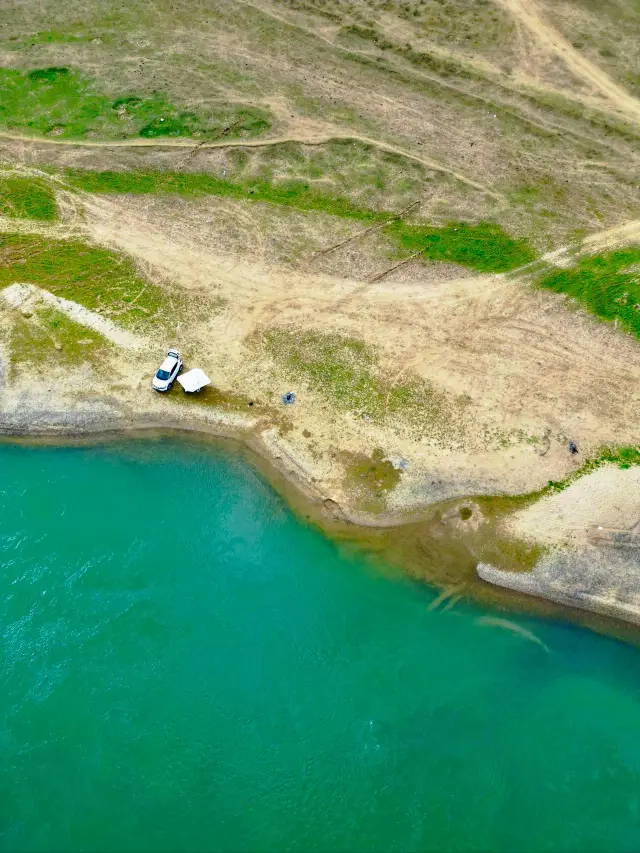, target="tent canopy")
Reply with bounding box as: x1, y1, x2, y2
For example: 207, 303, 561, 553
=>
177, 368, 211, 393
